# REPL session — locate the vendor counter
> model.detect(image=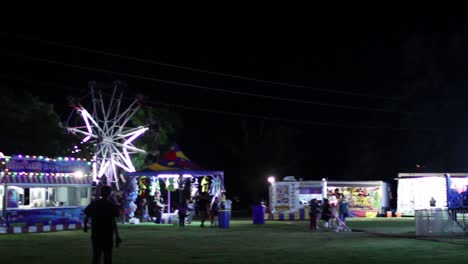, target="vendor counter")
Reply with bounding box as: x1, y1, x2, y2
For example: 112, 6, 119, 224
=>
3, 206, 85, 227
